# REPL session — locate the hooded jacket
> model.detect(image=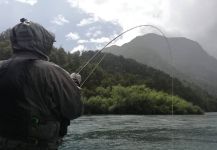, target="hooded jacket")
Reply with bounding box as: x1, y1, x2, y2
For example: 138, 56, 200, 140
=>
0, 19, 82, 140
